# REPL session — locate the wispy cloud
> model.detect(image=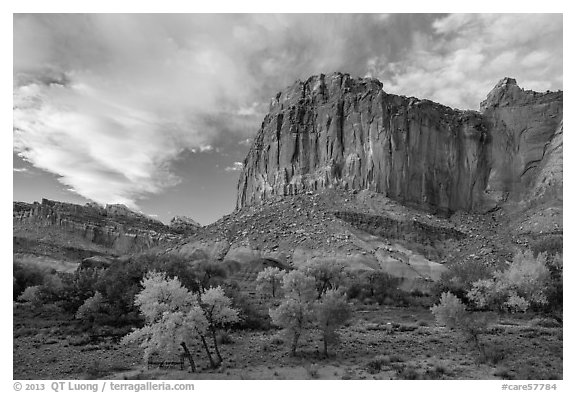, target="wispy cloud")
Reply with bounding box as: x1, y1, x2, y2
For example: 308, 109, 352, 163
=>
224, 162, 244, 172
13, 14, 562, 207
13, 167, 30, 173
369, 14, 562, 109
